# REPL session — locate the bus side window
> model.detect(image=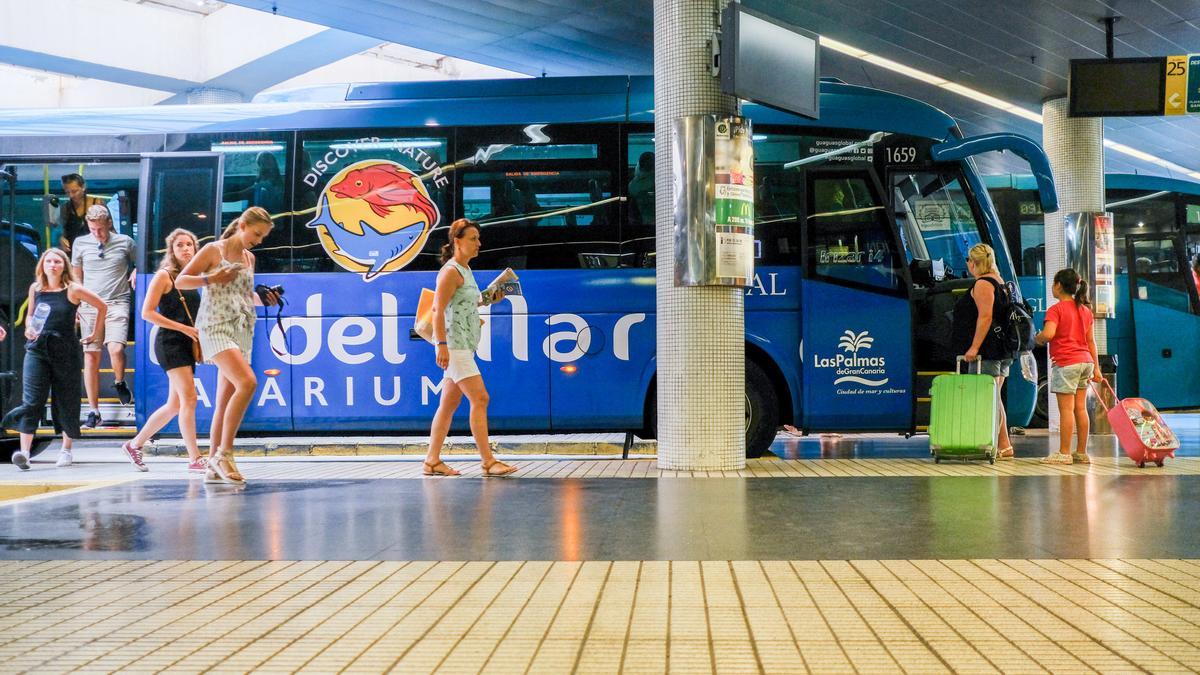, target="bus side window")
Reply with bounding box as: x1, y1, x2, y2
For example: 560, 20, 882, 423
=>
1108, 191, 1176, 274
203, 136, 291, 272
461, 125, 620, 270
805, 173, 901, 292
